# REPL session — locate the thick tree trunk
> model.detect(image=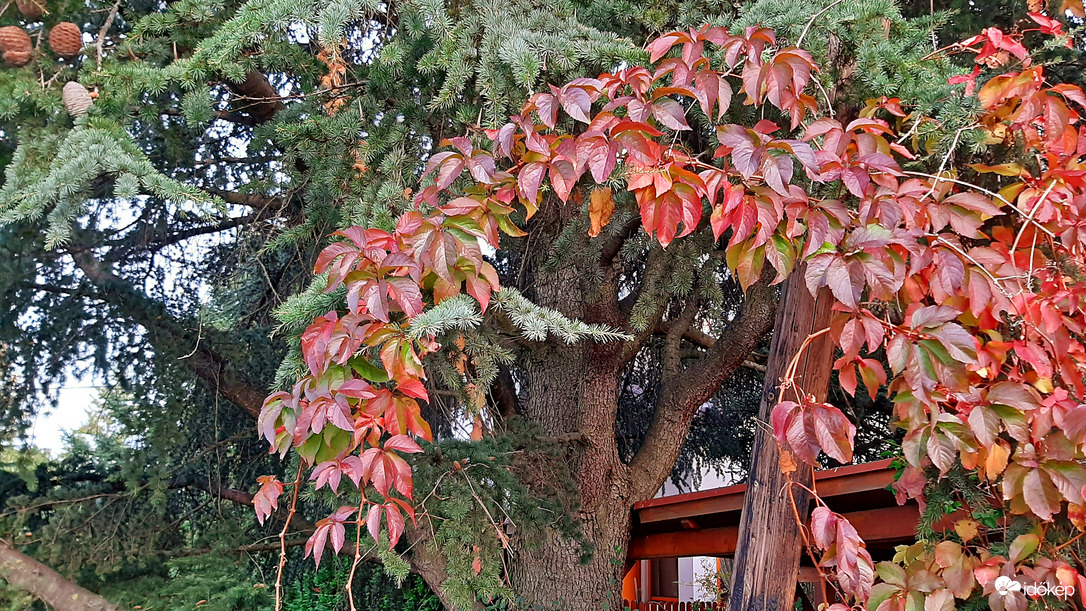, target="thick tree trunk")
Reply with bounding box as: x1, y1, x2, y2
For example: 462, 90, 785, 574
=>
728, 267, 835, 611
509, 506, 631, 610
0, 541, 119, 611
